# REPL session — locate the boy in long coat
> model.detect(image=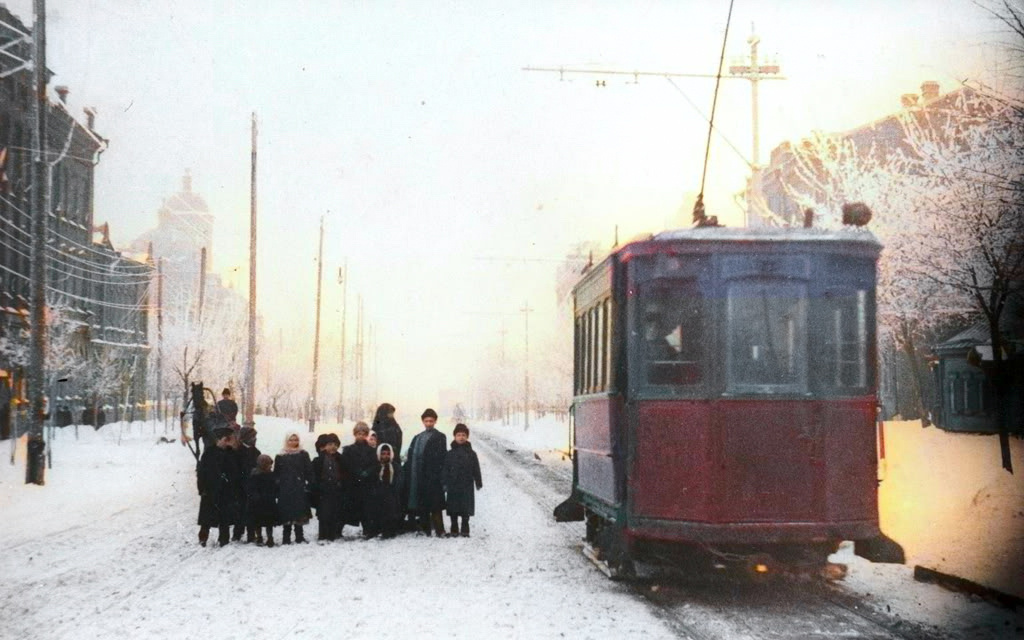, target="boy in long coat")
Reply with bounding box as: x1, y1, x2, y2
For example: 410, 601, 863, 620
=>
197, 426, 245, 546
364, 443, 403, 539
403, 408, 448, 537
234, 426, 261, 542
443, 423, 483, 537
341, 422, 378, 536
